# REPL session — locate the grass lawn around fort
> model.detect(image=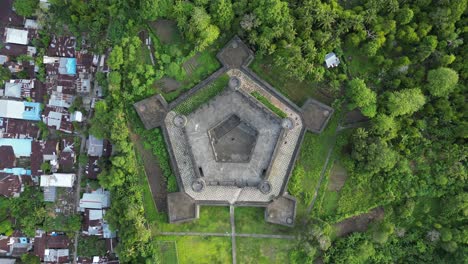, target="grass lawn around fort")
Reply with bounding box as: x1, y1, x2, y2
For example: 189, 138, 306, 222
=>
155, 236, 232, 264
237, 237, 296, 264
155, 206, 231, 233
